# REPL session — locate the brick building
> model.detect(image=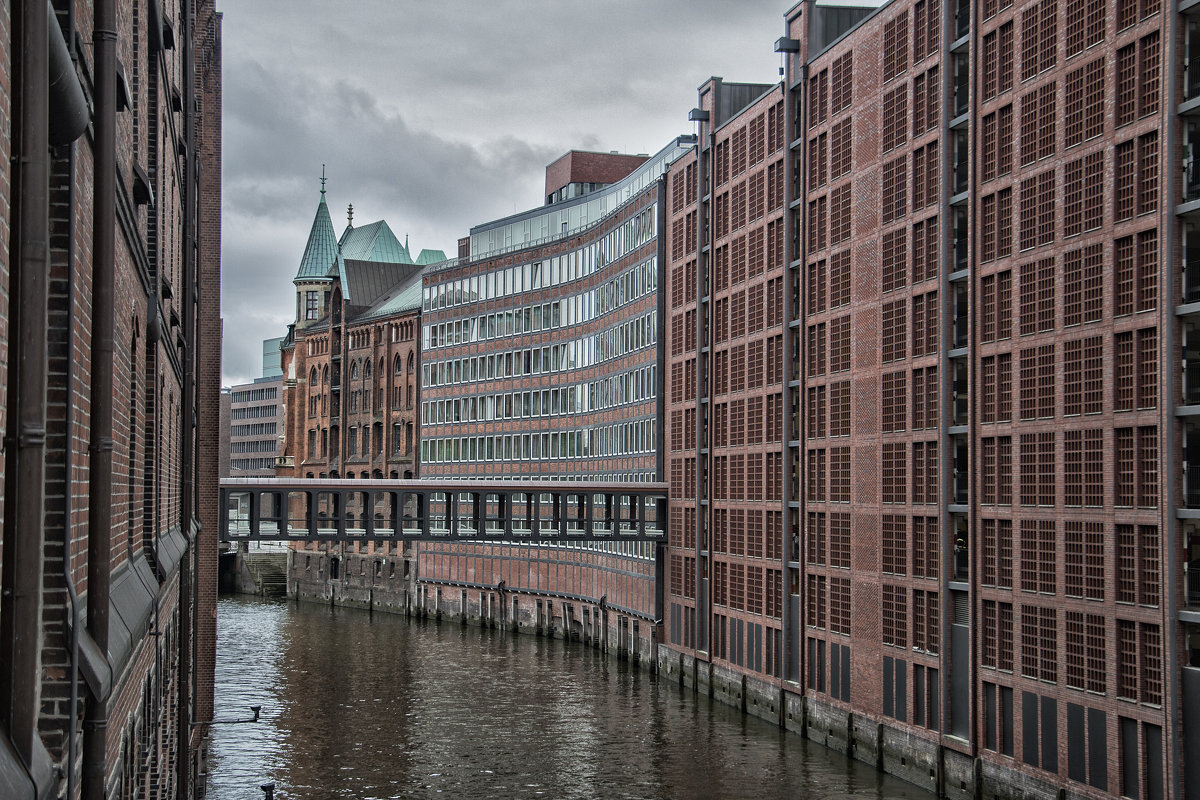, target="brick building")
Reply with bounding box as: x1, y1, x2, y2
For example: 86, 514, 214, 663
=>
0, 1, 222, 798
277, 189, 438, 604
416, 142, 691, 644
661, 1, 1191, 799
